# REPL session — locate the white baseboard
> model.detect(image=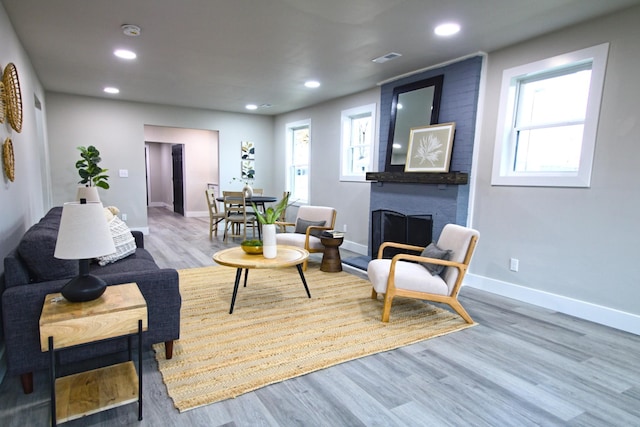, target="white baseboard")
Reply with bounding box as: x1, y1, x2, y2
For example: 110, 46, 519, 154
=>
341, 240, 367, 255
186, 211, 208, 218
464, 273, 640, 335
